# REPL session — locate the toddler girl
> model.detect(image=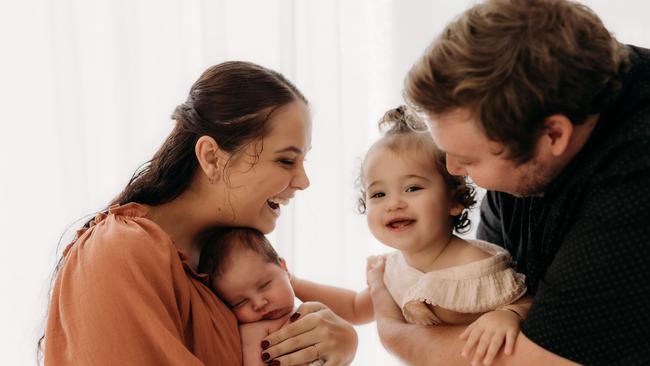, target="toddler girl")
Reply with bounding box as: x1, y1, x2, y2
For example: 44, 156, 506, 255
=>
291, 106, 531, 365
